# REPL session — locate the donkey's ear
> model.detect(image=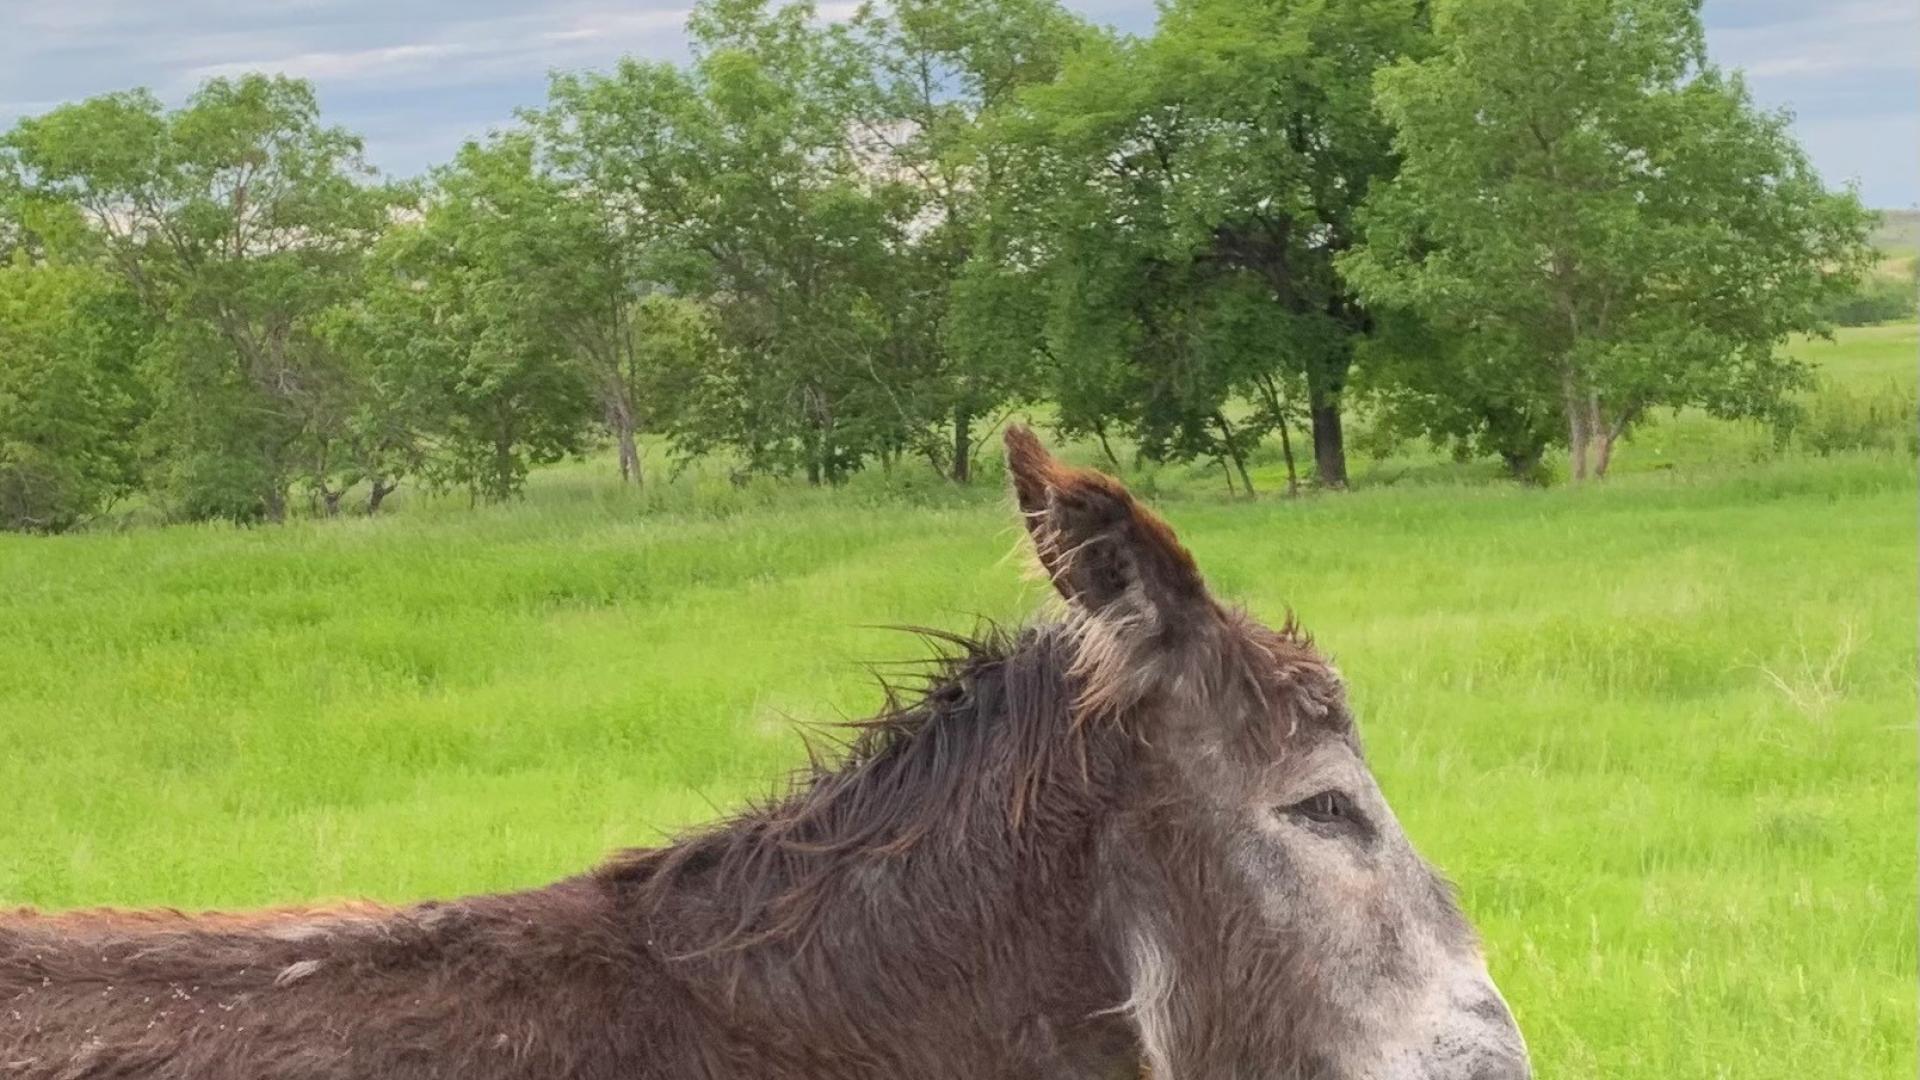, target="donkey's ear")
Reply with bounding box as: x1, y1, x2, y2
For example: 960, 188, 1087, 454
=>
1004, 425, 1209, 622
